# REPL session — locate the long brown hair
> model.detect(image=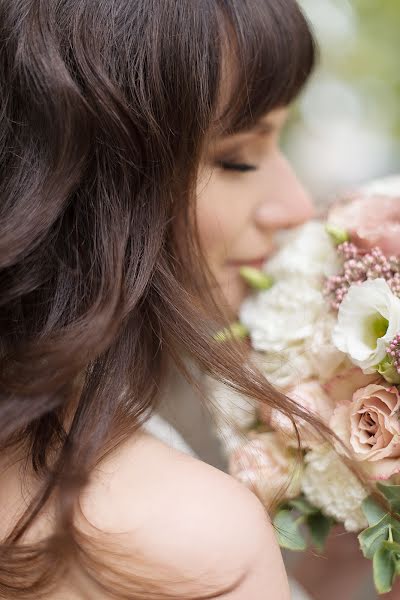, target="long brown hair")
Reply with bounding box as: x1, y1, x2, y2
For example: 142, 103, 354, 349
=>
0, 0, 321, 597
